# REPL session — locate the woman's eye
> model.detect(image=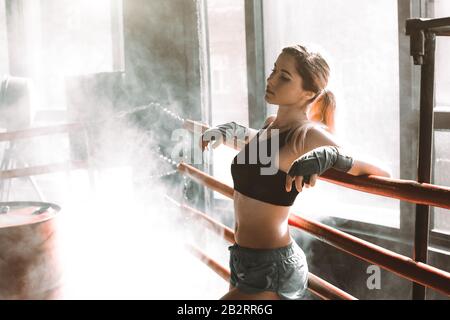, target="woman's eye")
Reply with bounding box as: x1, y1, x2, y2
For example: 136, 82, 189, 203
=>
270, 68, 289, 81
